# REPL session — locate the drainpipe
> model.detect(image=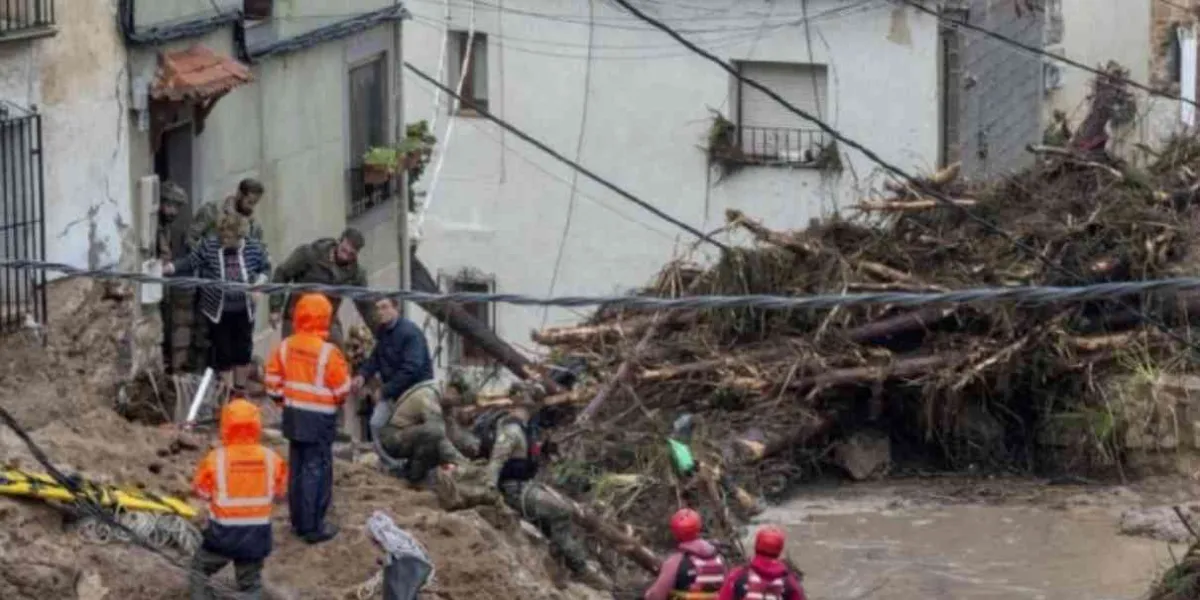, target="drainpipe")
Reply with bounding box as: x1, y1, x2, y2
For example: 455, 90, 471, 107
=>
394, 0, 411, 318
